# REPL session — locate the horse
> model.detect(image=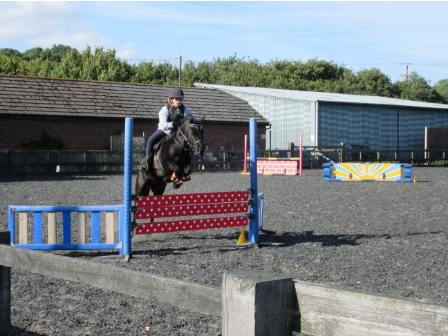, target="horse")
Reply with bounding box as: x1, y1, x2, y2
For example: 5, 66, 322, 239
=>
135, 114, 205, 197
